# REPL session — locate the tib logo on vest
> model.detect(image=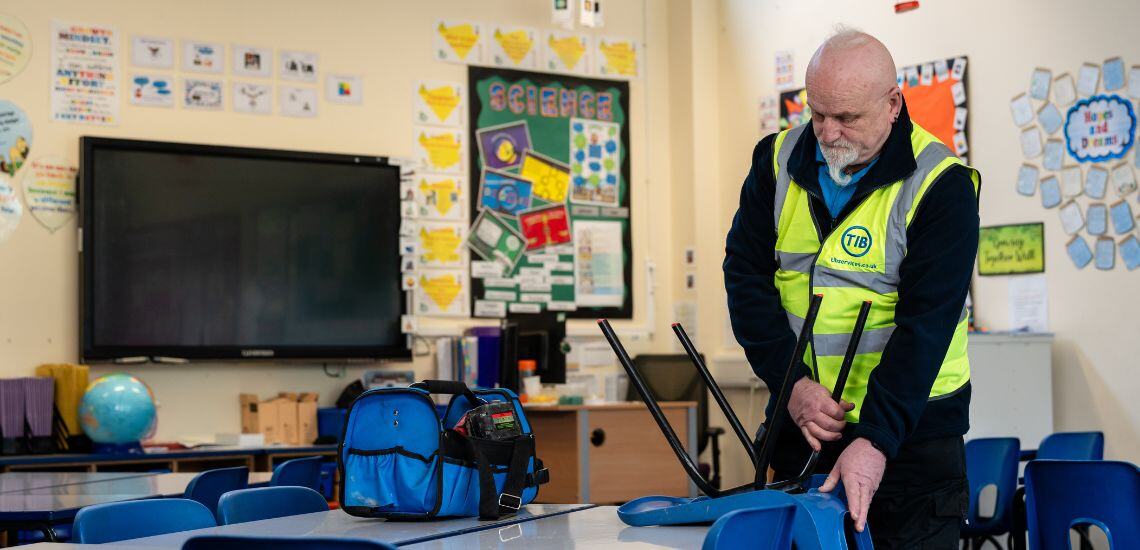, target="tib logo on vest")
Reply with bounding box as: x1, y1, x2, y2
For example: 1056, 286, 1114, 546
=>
841, 226, 873, 257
